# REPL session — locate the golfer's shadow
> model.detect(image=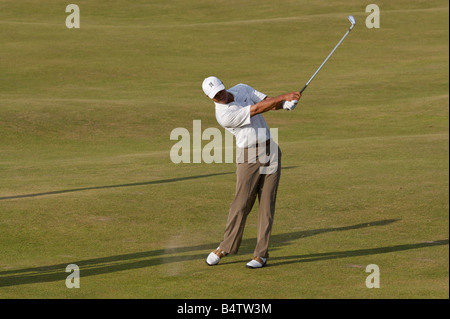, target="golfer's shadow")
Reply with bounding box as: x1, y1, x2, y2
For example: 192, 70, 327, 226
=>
222, 218, 447, 267
262, 220, 449, 267
0, 219, 447, 287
